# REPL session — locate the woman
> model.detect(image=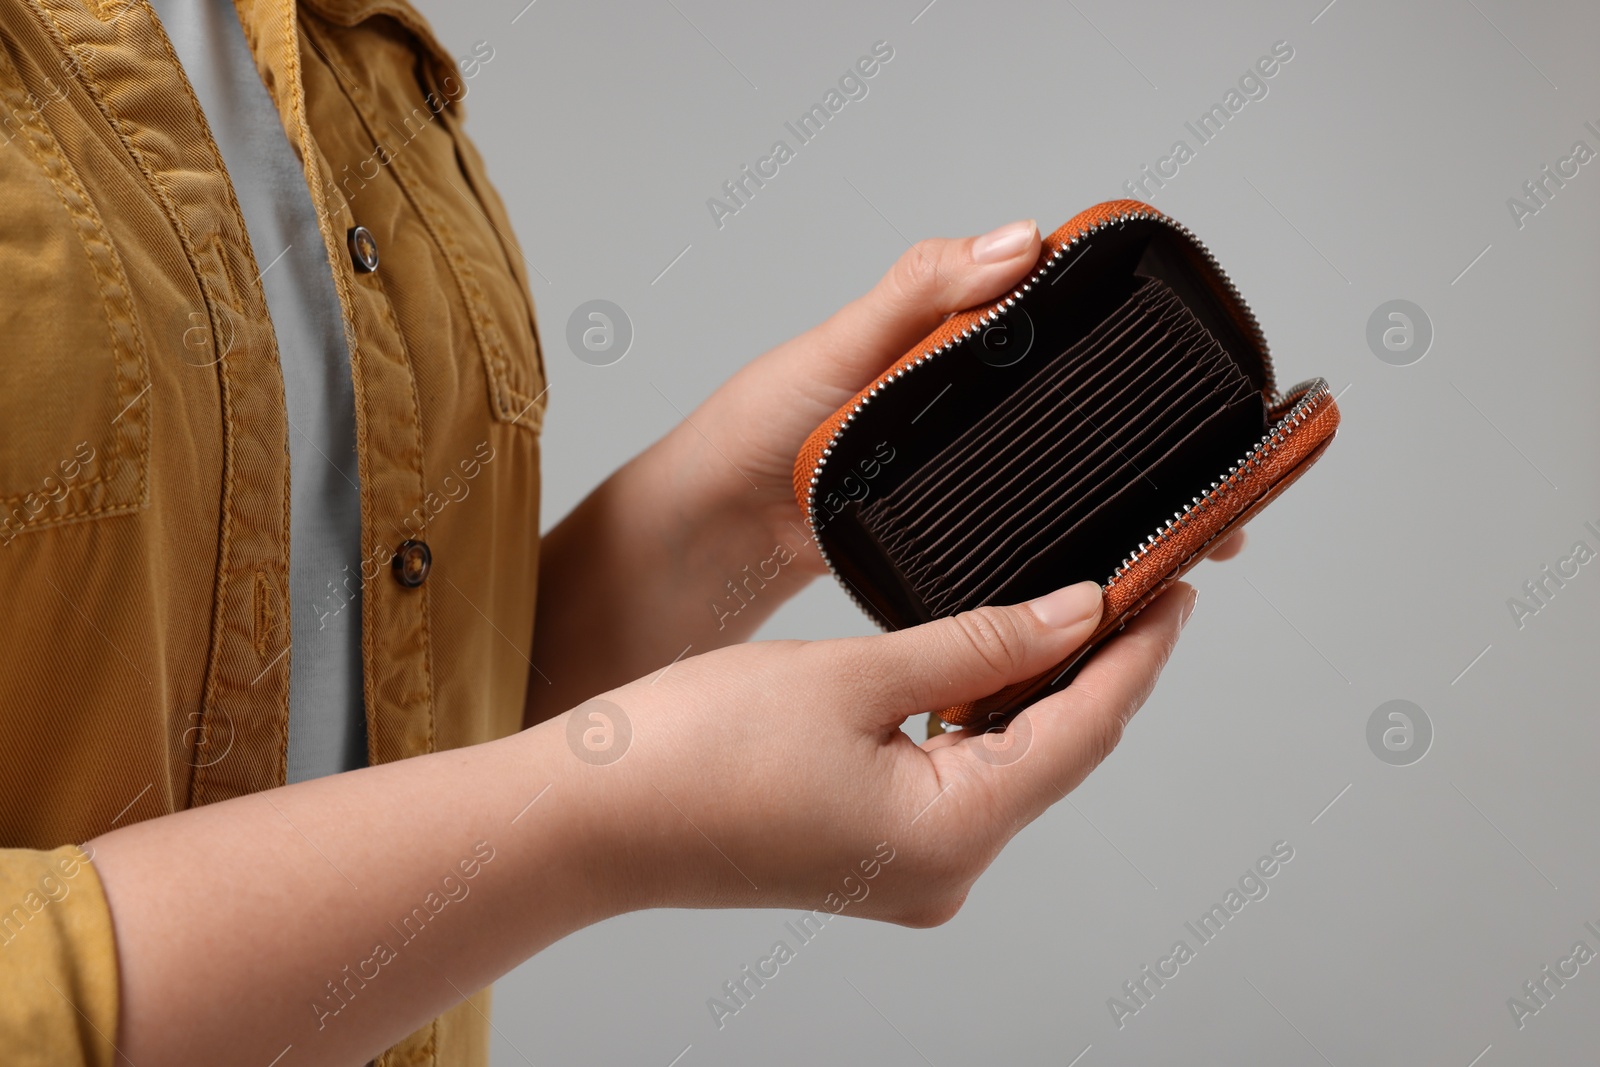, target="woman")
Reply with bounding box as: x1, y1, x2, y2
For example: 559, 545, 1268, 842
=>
0, 0, 1223, 1062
